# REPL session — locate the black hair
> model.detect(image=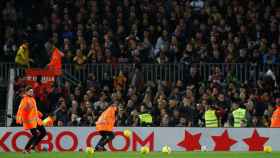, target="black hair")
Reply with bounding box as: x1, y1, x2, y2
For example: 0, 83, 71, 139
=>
25, 85, 33, 92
